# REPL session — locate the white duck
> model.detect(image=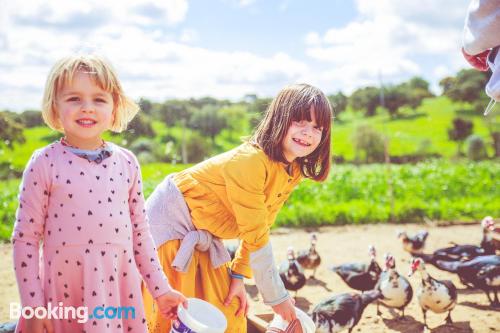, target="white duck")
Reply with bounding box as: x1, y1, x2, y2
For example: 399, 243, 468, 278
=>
375, 253, 413, 319
408, 257, 457, 329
